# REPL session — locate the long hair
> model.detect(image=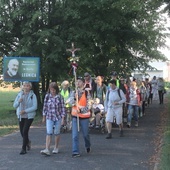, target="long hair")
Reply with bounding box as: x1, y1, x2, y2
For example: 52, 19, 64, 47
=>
48, 82, 59, 94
